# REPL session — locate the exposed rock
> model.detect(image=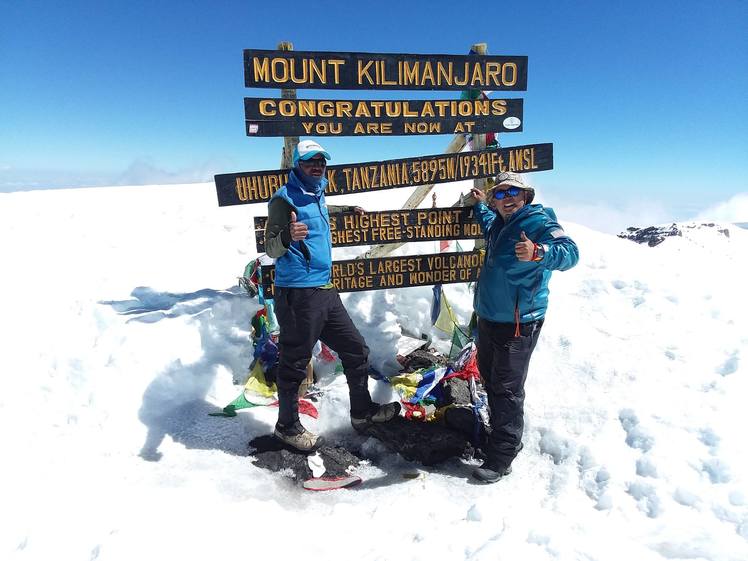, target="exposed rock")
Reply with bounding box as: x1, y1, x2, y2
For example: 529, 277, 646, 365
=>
443, 377, 472, 406
618, 224, 682, 247
398, 349, 448, 373
250, 417, 476, 476
443, 406, 479, 437
618, 222, 730, 247
355, 417, 474, 465
249, 435, 361, 482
